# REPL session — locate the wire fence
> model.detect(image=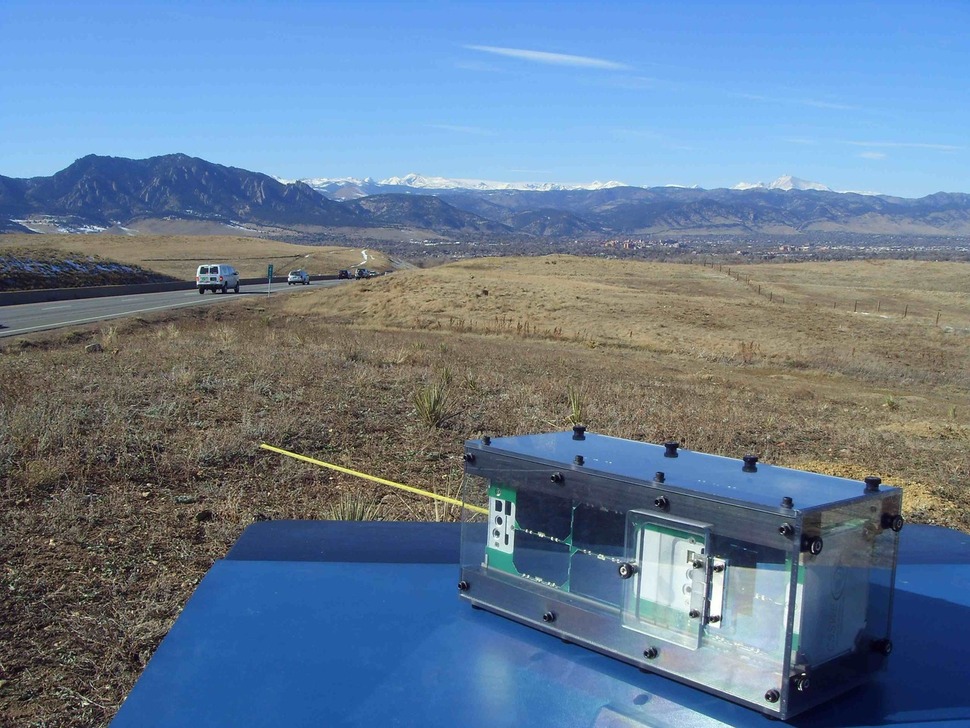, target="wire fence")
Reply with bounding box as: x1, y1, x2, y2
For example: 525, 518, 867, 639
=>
693, 259, 955, 327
